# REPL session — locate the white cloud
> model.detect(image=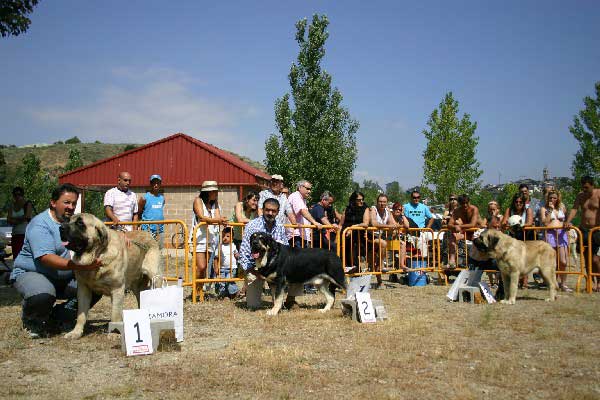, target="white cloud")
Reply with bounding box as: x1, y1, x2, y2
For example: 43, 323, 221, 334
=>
28, 67, 256, 147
